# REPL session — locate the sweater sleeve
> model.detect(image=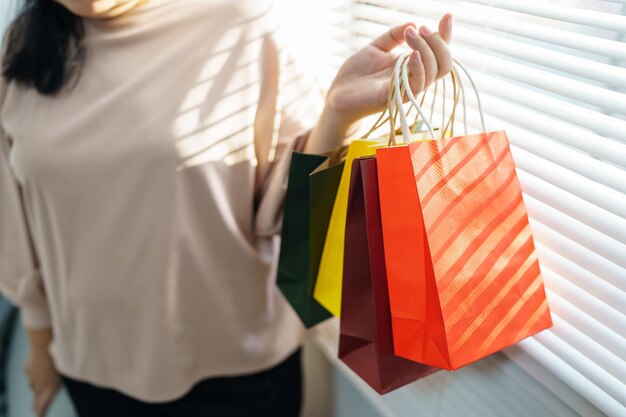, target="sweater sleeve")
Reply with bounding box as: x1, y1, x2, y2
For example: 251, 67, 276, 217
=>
0, 81, 51, 329
253, 22, 325, 237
